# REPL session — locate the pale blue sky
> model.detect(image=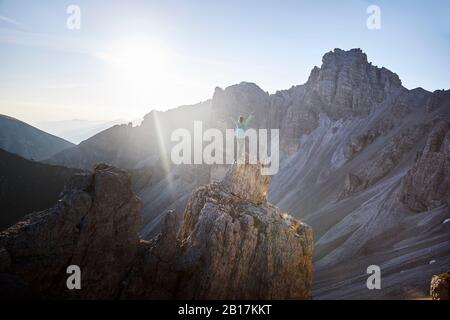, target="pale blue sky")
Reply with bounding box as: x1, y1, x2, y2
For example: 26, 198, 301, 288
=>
0, 0, 449, 122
